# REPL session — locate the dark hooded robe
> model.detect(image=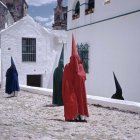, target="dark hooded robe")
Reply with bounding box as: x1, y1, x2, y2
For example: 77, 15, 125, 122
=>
5, 57, 20, 95
52, 46, 64, 106
62, 35, 89, 121
111, 72, 124, 100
